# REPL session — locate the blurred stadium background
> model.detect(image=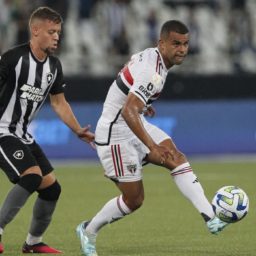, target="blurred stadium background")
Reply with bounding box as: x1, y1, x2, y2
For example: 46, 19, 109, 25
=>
1, 0, 256, 160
